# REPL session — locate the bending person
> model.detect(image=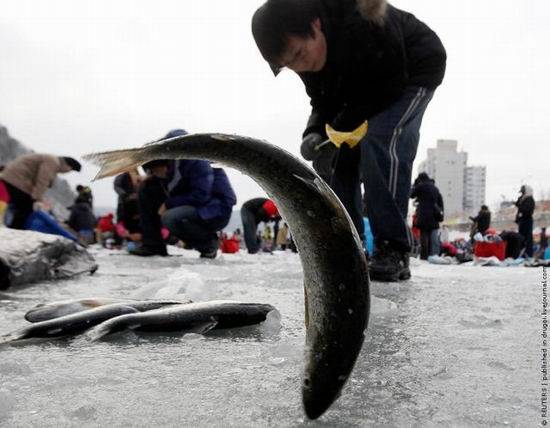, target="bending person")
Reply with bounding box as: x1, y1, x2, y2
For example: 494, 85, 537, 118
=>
240, 198, 280, 254
252, 0, 446, 281
0, 153, 81, 229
